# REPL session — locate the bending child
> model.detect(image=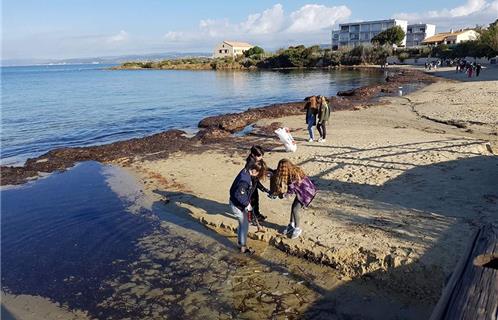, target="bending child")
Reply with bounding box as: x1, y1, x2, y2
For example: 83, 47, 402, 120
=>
304, 96, 318, 142
229, 159, 266, 253
270, 159, 317, 239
